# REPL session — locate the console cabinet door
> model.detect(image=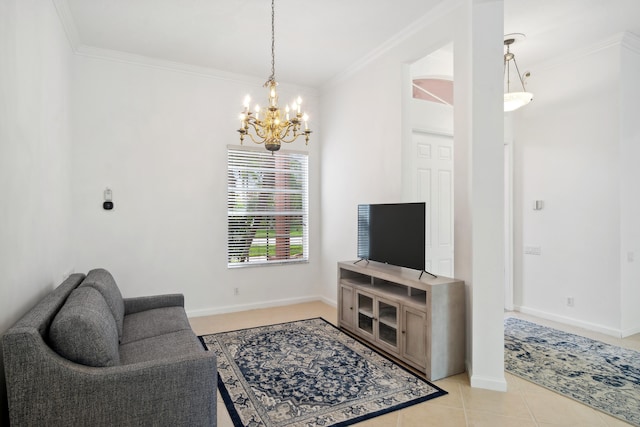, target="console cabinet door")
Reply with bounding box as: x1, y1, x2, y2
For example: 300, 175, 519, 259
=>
355, 290, 400, 355
376, 298, 400, 355
338, 284, 355, 330
355, 290, 375, 340
401, 305, 427, 371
